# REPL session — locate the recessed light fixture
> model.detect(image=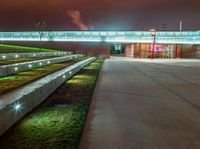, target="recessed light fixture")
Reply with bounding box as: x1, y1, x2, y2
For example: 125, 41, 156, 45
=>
14, 67, 18, 71
13, 103, 22, 112
15, 104, 21, 110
